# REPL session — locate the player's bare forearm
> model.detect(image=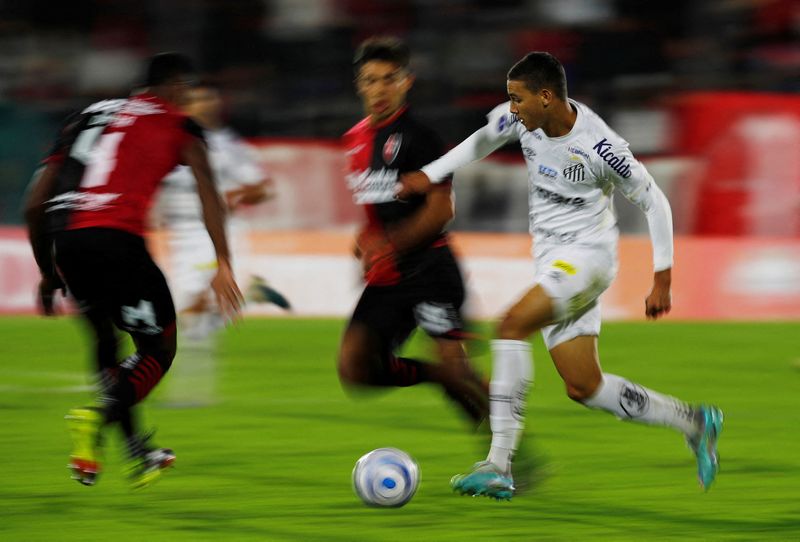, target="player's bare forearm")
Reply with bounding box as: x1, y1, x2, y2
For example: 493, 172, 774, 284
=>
24, 163, 59, 276
396, 171, 434, 200
645, 268, 672, 320
385, 186, 454, 253
184, 140, 231, 264
225, 179, 272, 209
